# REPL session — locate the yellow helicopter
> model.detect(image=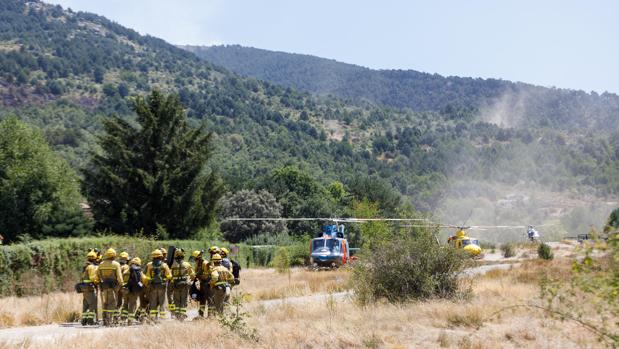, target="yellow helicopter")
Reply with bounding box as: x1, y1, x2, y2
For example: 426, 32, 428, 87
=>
447, 228, 482, 257
441, 223, 556, 257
